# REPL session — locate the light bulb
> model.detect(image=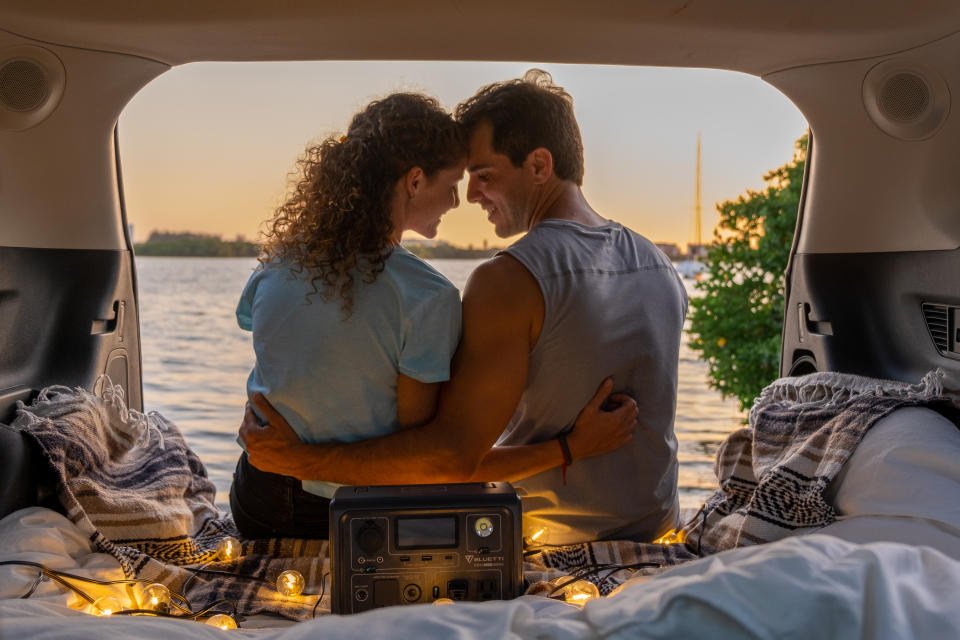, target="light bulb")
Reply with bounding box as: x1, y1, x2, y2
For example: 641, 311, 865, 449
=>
91, 595, 123, 616
652, 528, 687, 545
205, 613, 238, 630
276, 570, 305, 597
142, 582, 171, 612
524, 524, 549, 545
216, 536, 241, 561
432, 598, 454, 605
552, 576, 600, 605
